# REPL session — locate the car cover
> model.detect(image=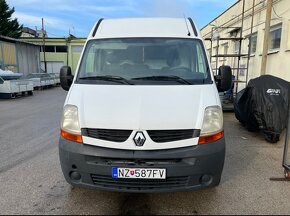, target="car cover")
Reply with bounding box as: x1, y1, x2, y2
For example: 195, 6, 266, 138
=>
234, 75, 290, 143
